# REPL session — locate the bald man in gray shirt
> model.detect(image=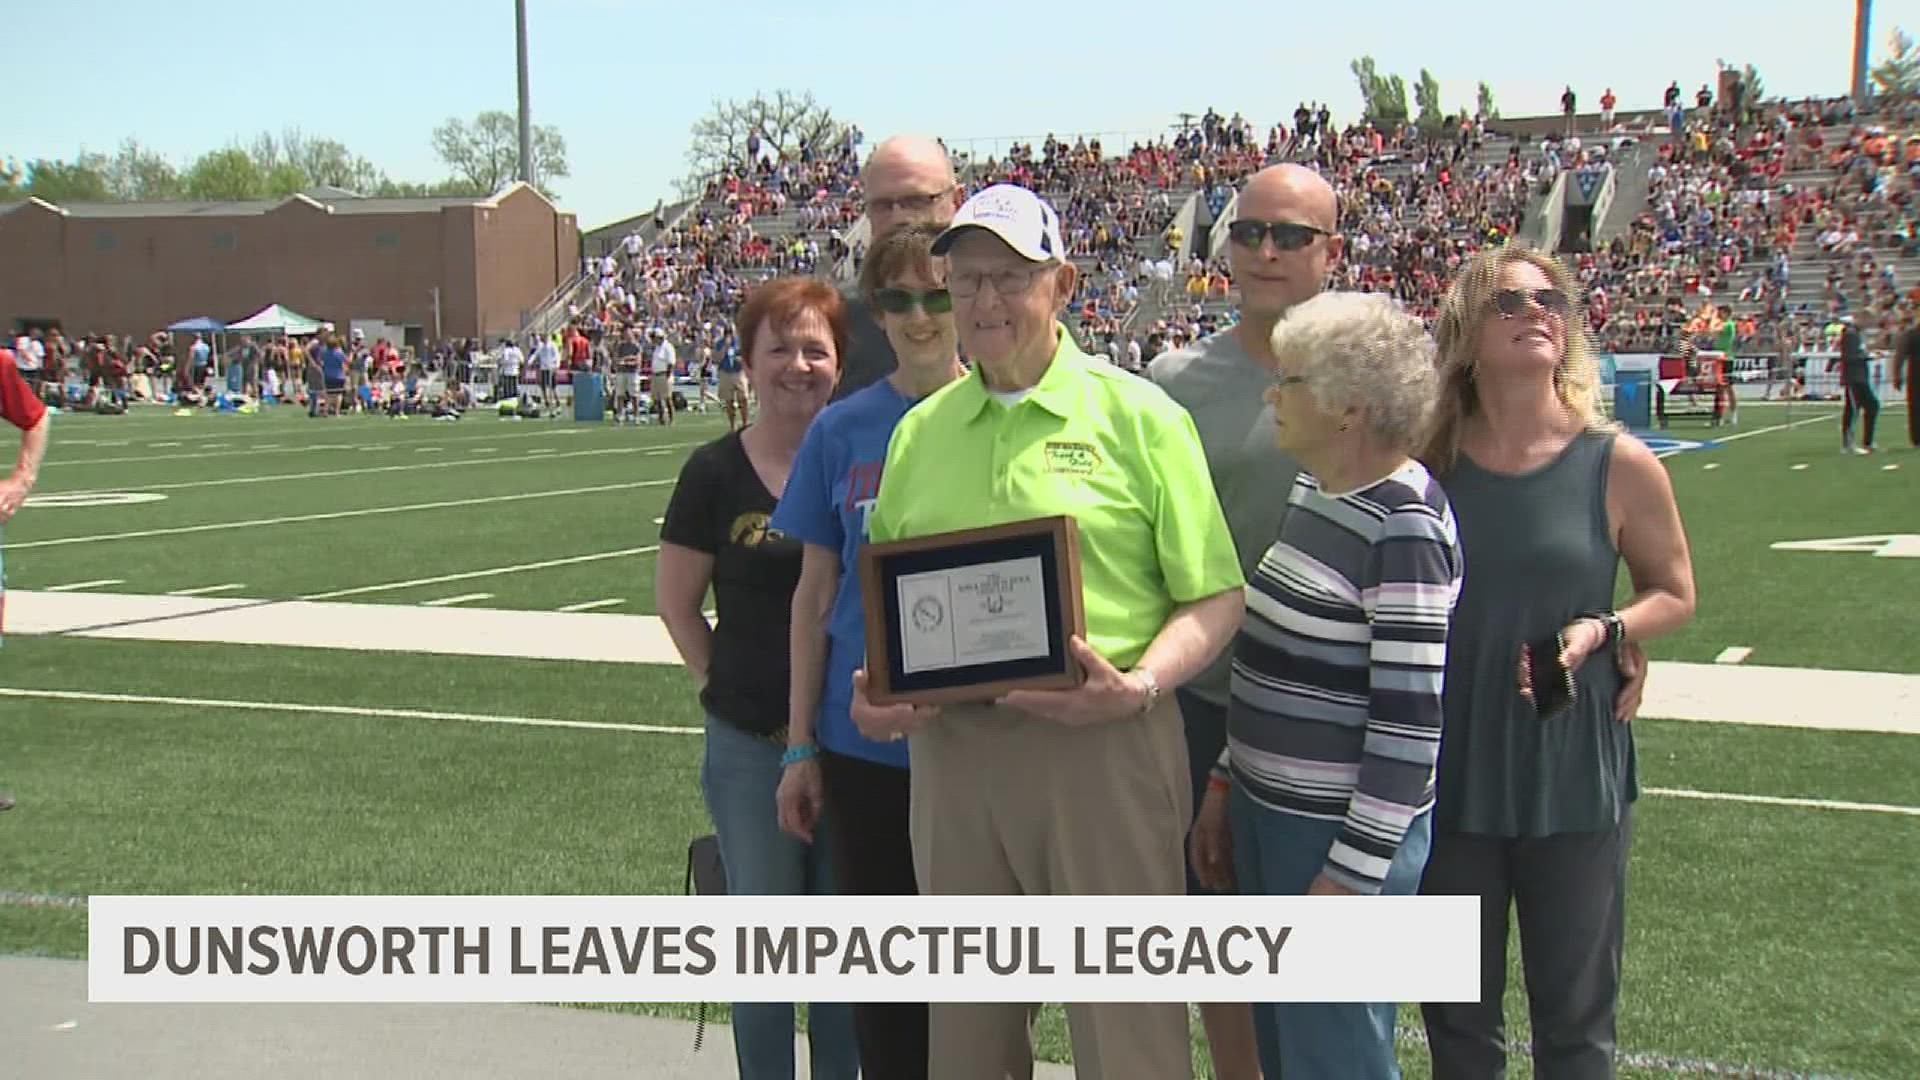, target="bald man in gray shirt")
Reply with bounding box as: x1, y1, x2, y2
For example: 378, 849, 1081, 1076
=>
1149, 162, 1340, 1080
